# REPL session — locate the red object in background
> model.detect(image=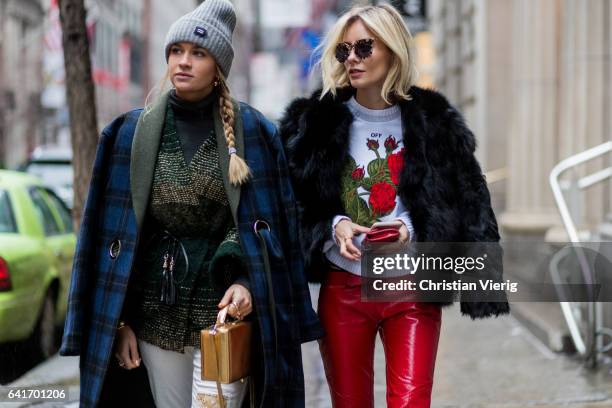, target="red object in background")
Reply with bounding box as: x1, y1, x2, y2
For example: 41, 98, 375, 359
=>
44, 0, 62, 51
0, 257, 12, 292
48, 0, 125, 92
92, 68, 127, 91
92, 36, 130, 91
